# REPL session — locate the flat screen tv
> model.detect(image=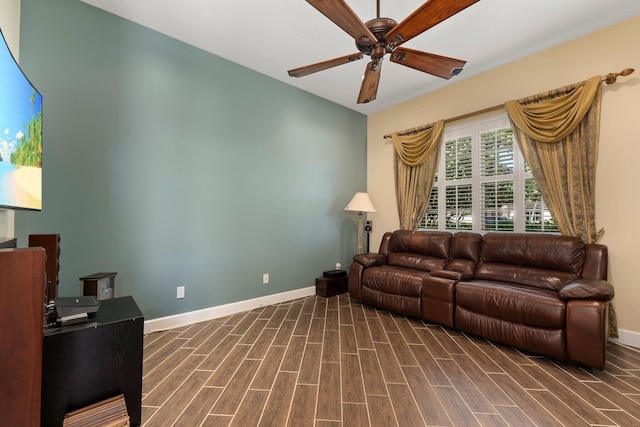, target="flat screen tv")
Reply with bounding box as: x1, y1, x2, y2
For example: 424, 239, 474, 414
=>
0, 28, 42, 211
